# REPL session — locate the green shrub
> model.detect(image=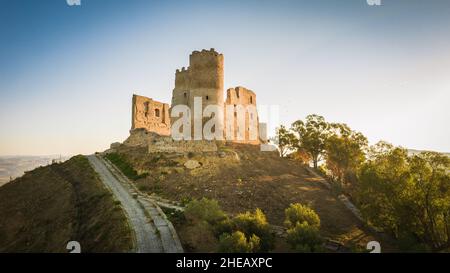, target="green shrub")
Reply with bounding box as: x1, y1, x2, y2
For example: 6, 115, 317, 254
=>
218, 231, 261, 253
182, 199, 275, 253
213, 218, 233, 237
286, 221, 323, 252
181, 198, 227, 252
180, 196, 193, 206
184, 198, 227, 225
231, 209, 274, 252
161, 207, 185, 226
284, 203, 320, 228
